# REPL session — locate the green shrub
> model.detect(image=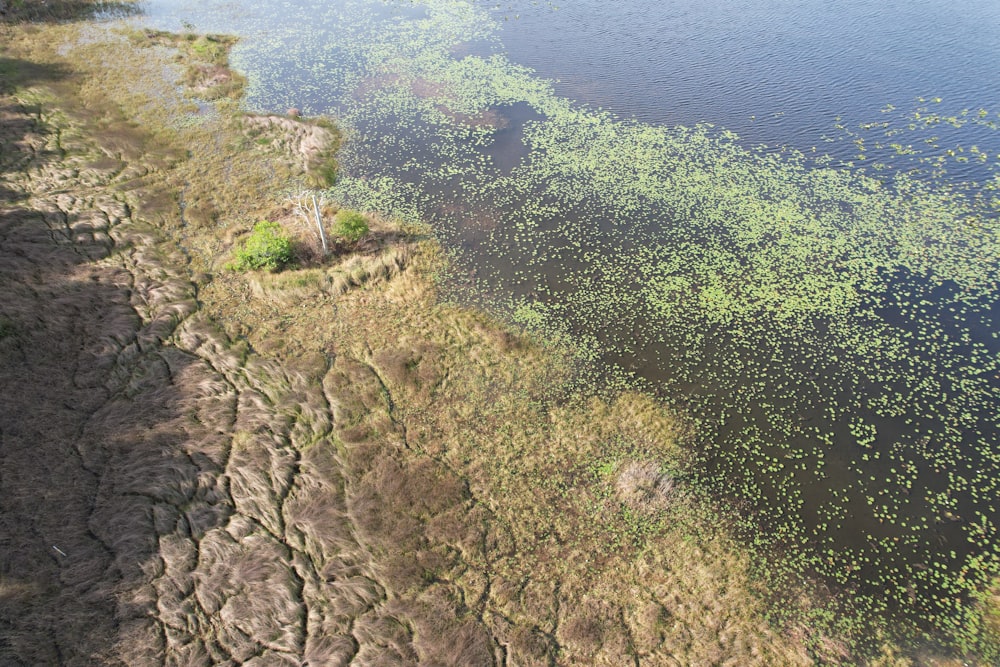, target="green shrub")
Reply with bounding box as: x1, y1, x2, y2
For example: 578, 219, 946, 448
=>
189, 36, 228, 64
332, 209, 369, 243
230, 220, 293, 272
